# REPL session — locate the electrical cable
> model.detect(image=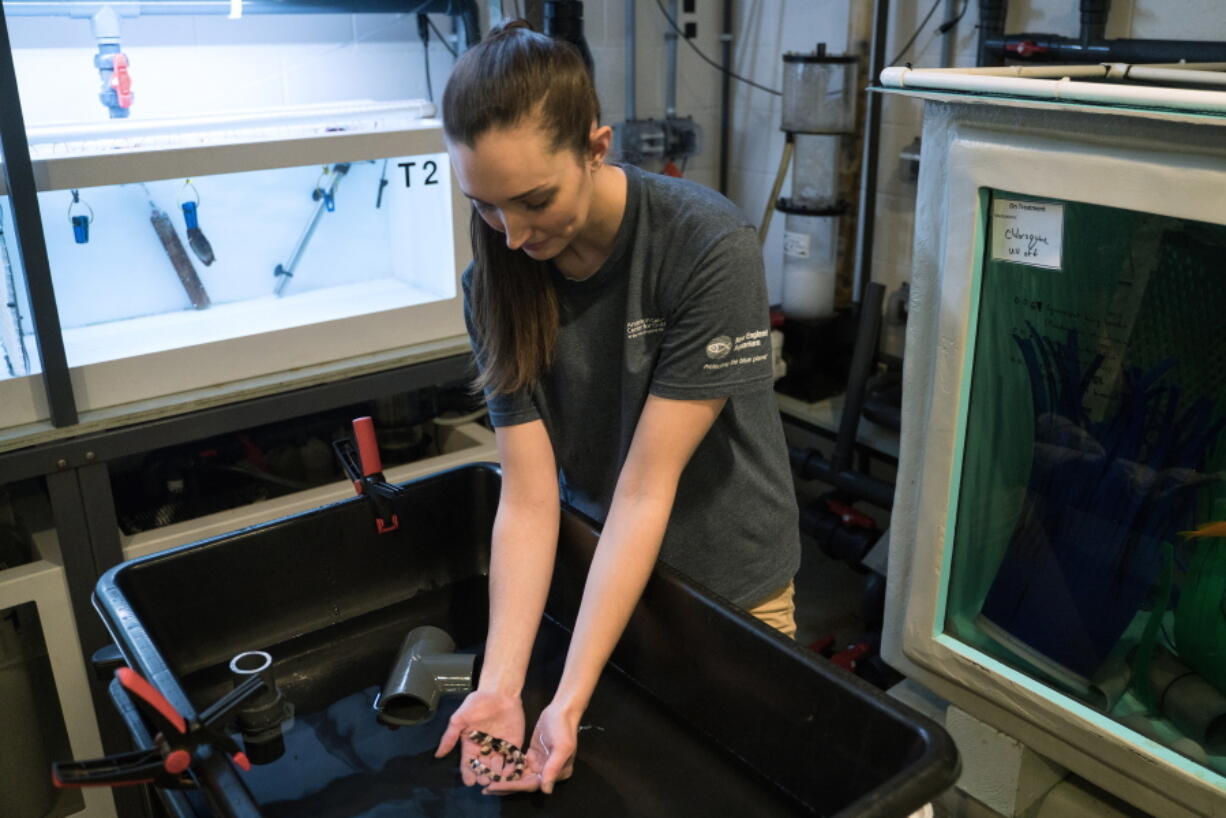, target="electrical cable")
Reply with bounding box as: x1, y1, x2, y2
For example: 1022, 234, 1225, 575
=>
888, 0, 943, 66
417, 15, 434, 102
912, 0, 972, 64
943, 0, 972, 33
654, 0, 781, 97
427, 16, 458, 58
